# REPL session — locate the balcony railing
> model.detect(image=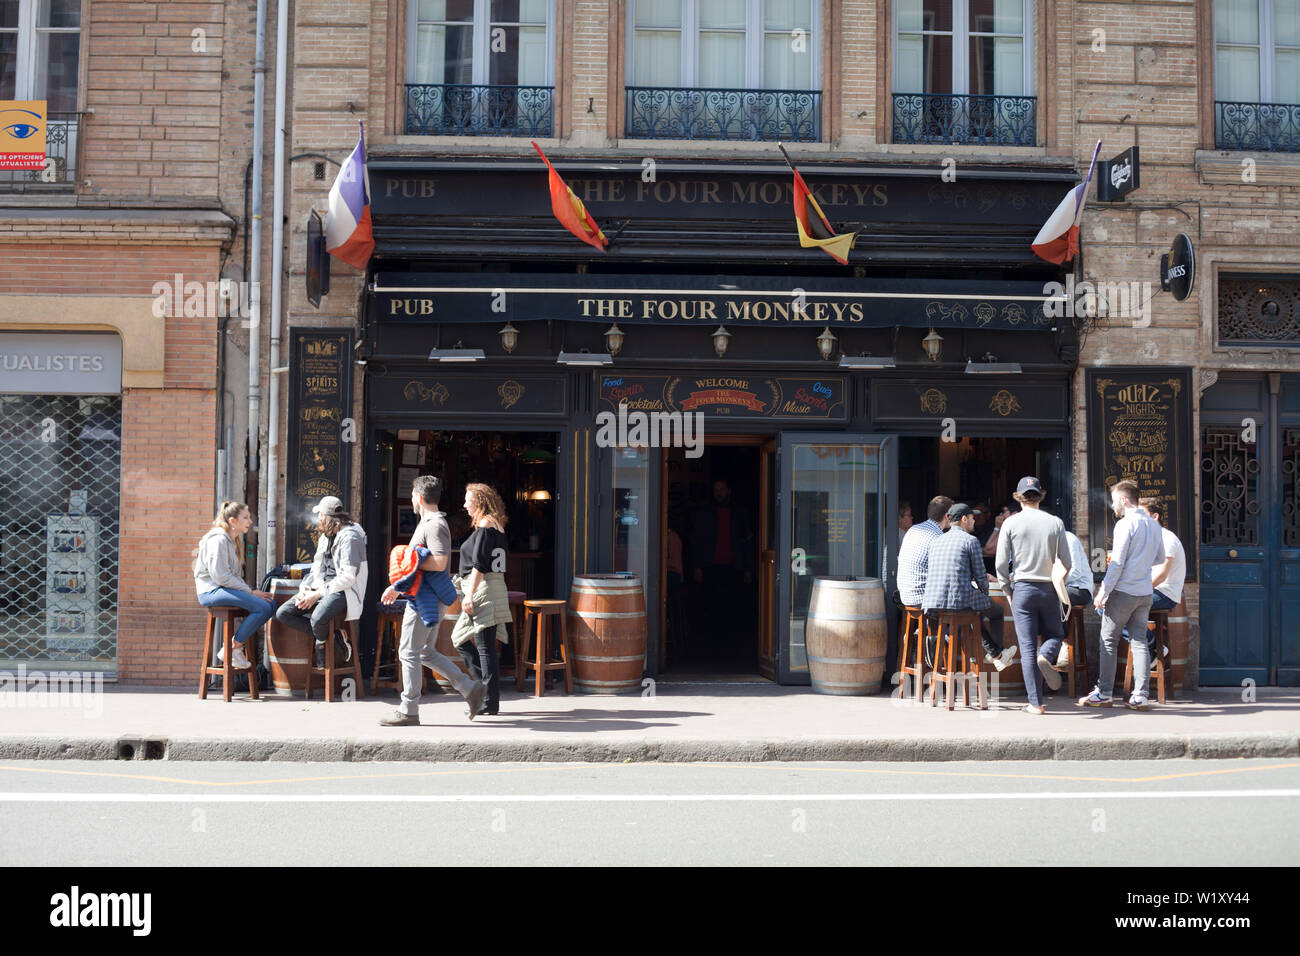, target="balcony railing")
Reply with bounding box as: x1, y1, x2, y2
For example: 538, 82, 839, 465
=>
404, 83, 554, 137
891, 93, 1036, 147
1215, 100, 1300, 153
0, 111, 85, 192
625, 87, 822, 141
